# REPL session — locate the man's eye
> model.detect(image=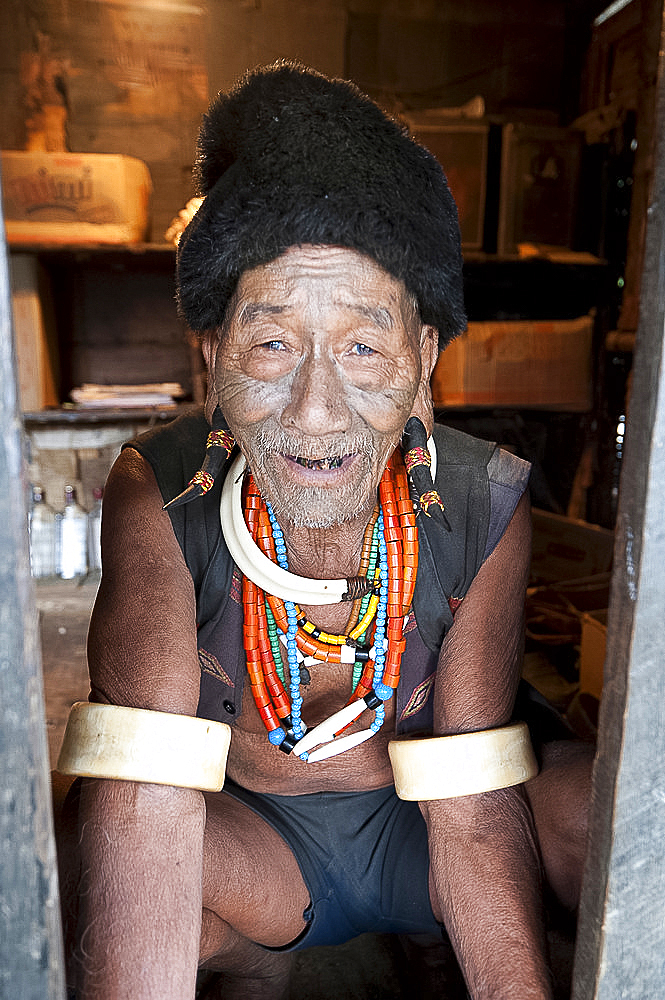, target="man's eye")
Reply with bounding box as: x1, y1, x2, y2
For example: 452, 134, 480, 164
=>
261, 339, 285, 351
351, 343, 375, 356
